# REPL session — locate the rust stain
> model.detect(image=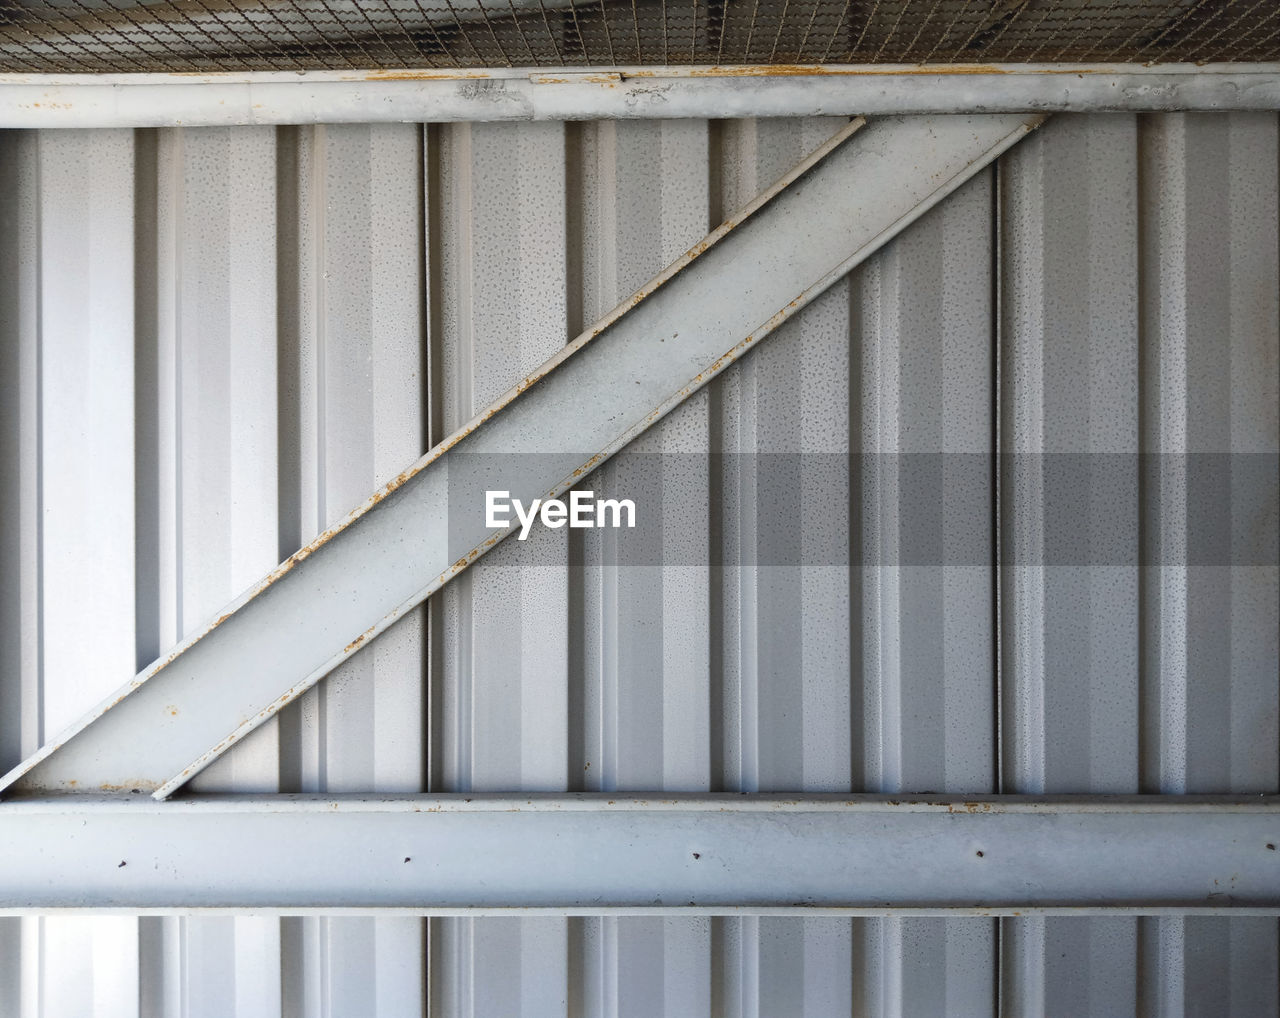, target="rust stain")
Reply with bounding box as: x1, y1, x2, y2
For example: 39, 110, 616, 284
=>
947, 801, 994, 813
570, 453, 605, 479
140, 63, 1107, 88
361, 69, 492, 81
344, 626, 377, 655
626, 63, 1019, 79
97, 779, 157, 793
530, 72, 622, 85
